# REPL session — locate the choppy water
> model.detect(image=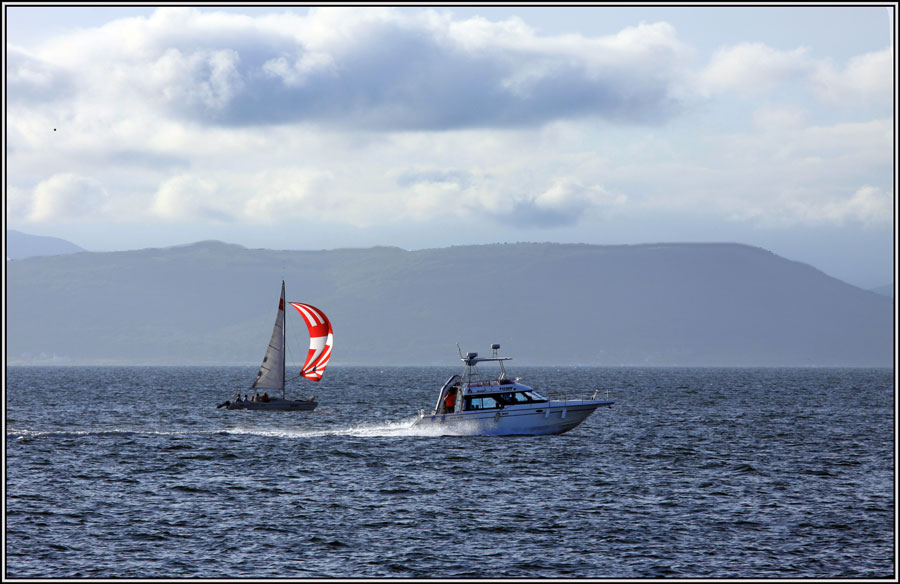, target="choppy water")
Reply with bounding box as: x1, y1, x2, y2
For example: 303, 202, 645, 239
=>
5, 366, 895, 578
